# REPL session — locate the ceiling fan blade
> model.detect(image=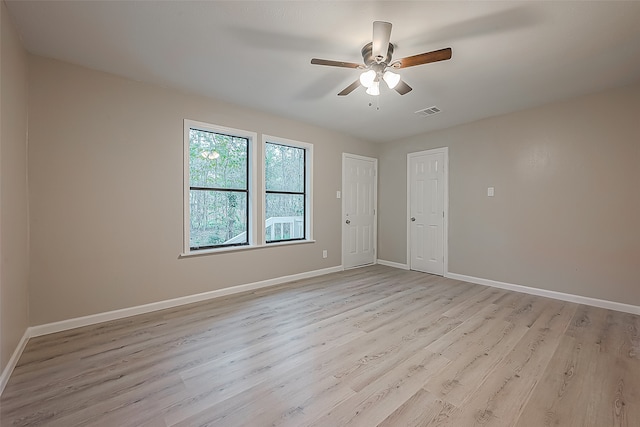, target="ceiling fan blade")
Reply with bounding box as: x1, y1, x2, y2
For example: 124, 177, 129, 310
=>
338, 80, 361, 96
372, 21, 392, 62
396, 48, 452, 68
311, 58, 362, 69
394, 80, 412, 95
